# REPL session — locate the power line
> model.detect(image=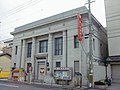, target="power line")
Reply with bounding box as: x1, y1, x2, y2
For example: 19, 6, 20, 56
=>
0, 22, 107, 47
9, 33, 106, 64
1, 0, 32, 15
1, 19, 107, 38
10, 33, 105, 60
10, 27, 106, 44
1, 0, 44, 19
